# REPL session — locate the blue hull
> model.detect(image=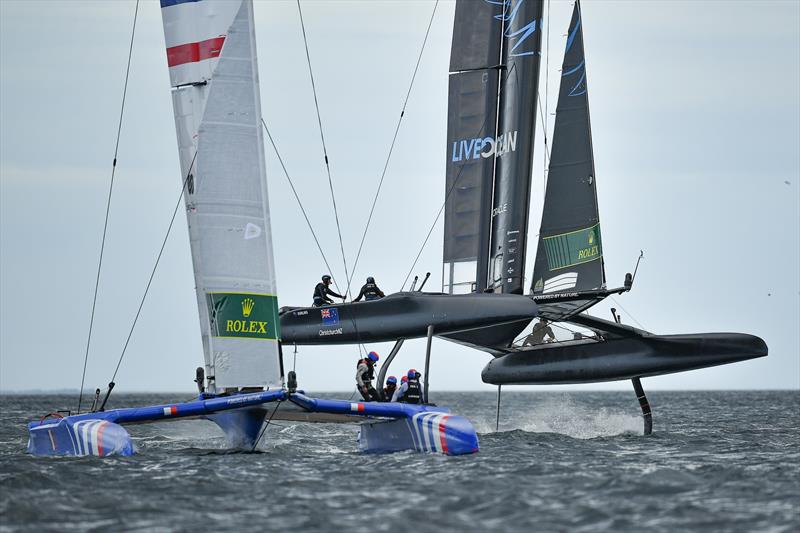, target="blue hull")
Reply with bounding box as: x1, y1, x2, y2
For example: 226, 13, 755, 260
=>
28, 417, 135, 457
289, 393, 479, 455
27, 390, 478, 457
